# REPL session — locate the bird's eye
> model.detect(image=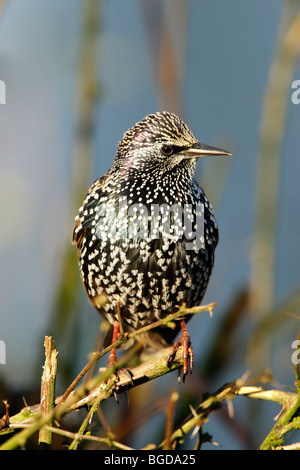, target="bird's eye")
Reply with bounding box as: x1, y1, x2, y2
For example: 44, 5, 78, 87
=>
161, 144, 173, 156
